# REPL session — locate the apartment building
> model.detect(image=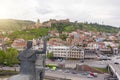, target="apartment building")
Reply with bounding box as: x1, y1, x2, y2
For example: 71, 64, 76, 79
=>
69, 46, 84, 59
84, 49, 97, 59
47, 46, 69, 58
47, 46, 84, 59
11, 39, 26, 50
